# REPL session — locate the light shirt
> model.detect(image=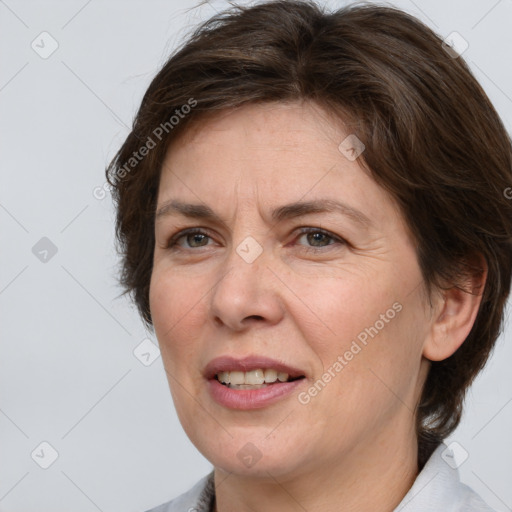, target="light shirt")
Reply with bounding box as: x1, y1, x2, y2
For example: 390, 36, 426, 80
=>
145, 443, 496, 511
